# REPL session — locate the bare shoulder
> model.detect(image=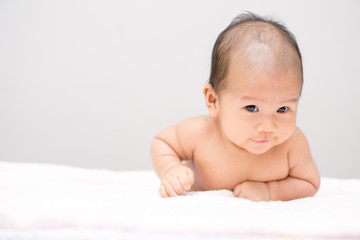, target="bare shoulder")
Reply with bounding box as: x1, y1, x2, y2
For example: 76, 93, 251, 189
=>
176, 116, 216, 148
176, 116, 215, 135
155, 116, 215, 160
179, 116, 217, 156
